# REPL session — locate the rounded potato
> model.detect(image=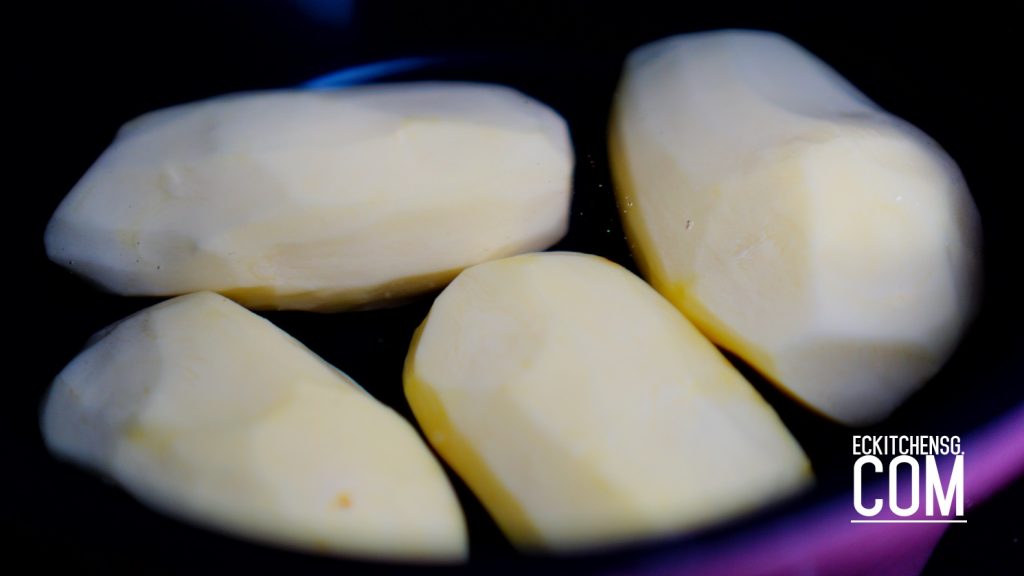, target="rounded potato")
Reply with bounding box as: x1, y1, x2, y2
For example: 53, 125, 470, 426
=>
45, 83, 573, 311
405, 252, 811, 552
610, 31, 982, 425
42, 292, 467, 562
